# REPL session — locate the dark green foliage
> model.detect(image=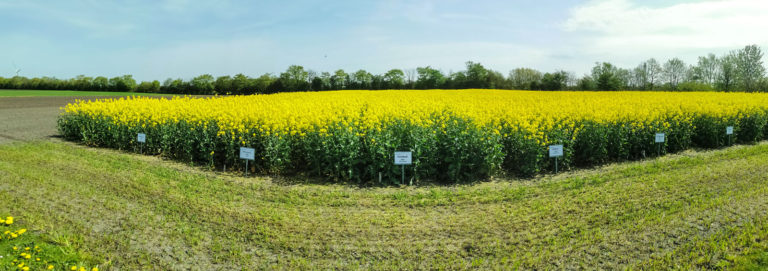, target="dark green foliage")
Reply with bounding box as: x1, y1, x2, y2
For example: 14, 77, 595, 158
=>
737, 111, 768, 143
58, 113, 504, 184
4, 46, 768, 94
692, 115, 729, 148
573, 122, 610, 166
499, 127, 543, 177
540, 71, 569, 91
58, 106, 768, 184
592, 62, 624, 91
